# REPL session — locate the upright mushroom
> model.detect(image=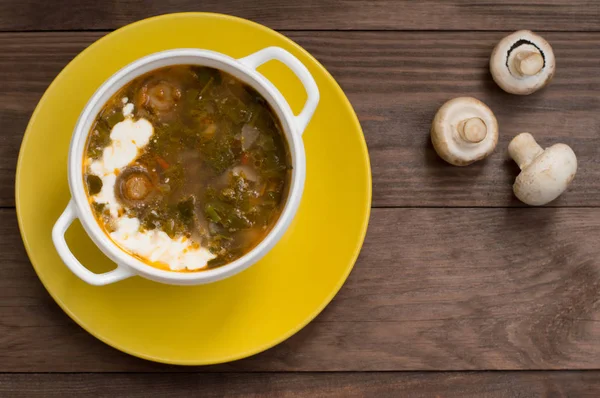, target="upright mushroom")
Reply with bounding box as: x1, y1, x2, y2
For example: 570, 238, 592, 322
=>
431, 97, 499, 166
508, 133, 577, 206
490, 30, 555, 95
